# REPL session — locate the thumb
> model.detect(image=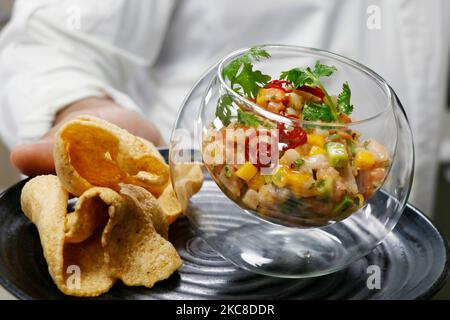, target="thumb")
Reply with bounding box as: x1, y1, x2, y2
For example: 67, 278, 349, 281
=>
10, 137, 55, 176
